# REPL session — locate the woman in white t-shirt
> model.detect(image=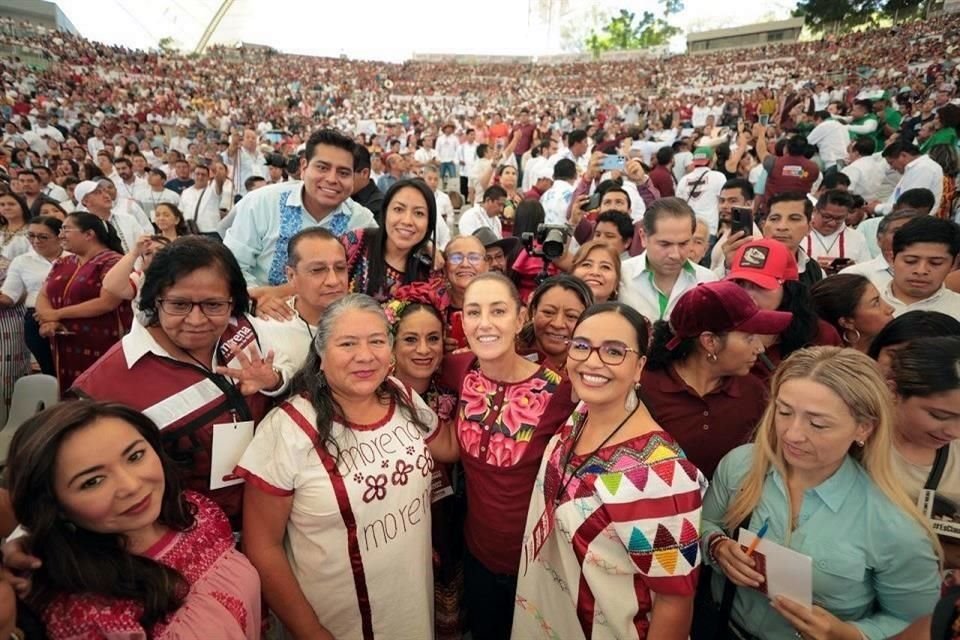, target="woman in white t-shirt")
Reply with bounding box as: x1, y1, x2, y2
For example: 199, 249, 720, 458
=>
237, 294, 457, 639
889, 336, 960, 570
